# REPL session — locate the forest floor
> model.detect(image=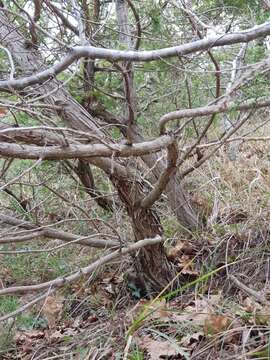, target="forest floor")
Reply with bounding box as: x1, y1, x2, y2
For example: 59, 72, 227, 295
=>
1, 139, 270, 359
